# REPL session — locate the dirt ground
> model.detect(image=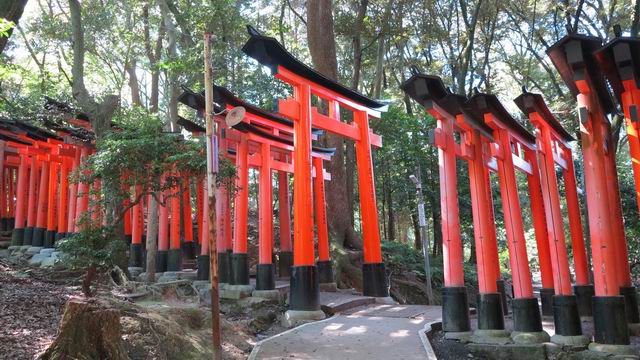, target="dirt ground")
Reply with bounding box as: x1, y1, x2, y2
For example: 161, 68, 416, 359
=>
0, 257, 286, 360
